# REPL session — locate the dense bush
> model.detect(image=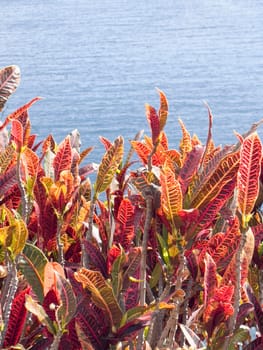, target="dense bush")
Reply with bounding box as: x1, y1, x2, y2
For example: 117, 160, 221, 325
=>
0, 65, 263, 349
